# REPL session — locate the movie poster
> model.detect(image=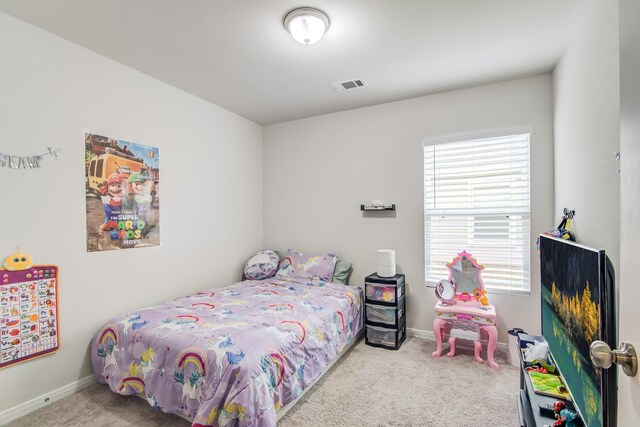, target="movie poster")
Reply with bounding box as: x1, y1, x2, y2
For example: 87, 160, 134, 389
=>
85, 133, 160, 252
